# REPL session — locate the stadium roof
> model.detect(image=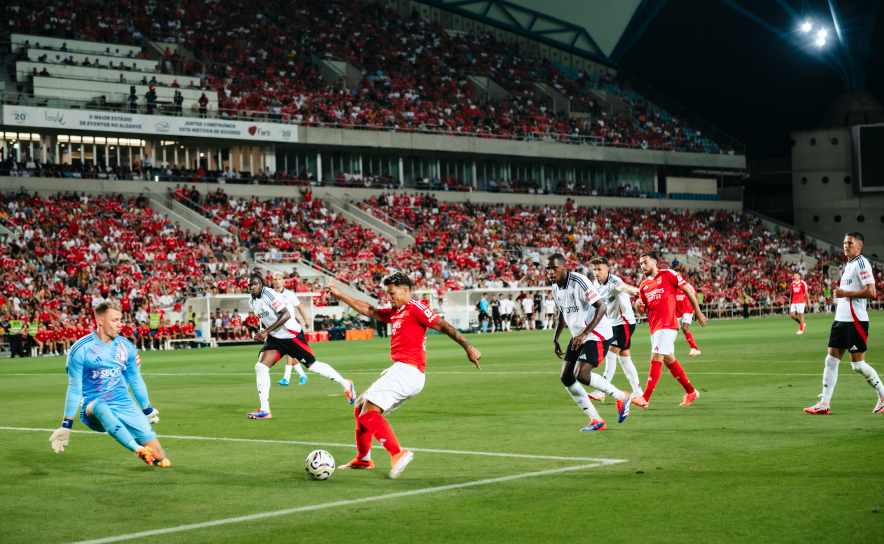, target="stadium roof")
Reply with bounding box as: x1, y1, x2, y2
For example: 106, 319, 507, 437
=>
414, 0, 668, 64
